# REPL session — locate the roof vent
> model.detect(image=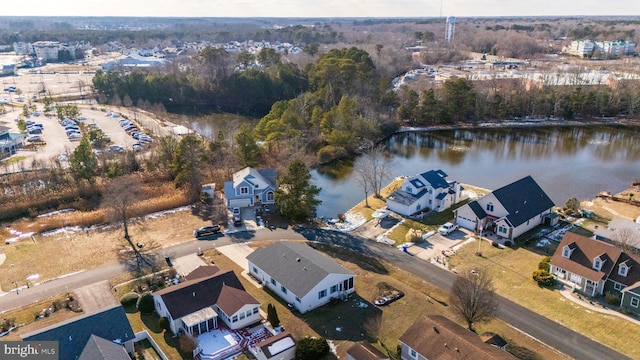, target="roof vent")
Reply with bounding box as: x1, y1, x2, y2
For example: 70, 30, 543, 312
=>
455, 348, 459, 352
296, 257, 300, 262
193, 292, 196, 297
303, 267, 307, 271
444, 343, 447, 348
433, 326, 439, 334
